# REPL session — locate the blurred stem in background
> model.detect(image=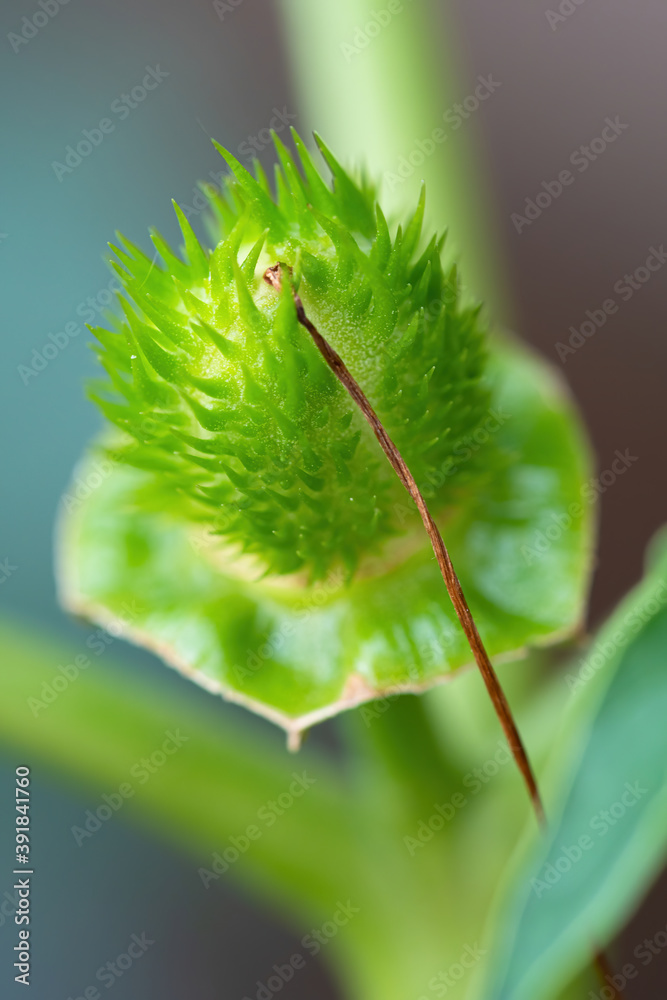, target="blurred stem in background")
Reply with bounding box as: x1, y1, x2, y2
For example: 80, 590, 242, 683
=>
279, 0, 509, 319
